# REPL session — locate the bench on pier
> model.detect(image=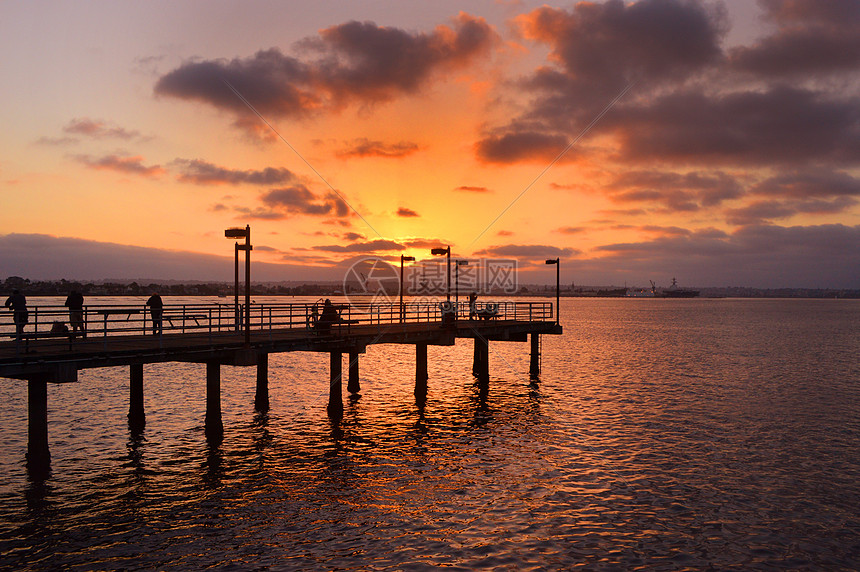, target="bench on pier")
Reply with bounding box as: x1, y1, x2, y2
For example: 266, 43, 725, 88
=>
474, 303, 500, 321
163, 314, 207, 328
20, 329, 75, 352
